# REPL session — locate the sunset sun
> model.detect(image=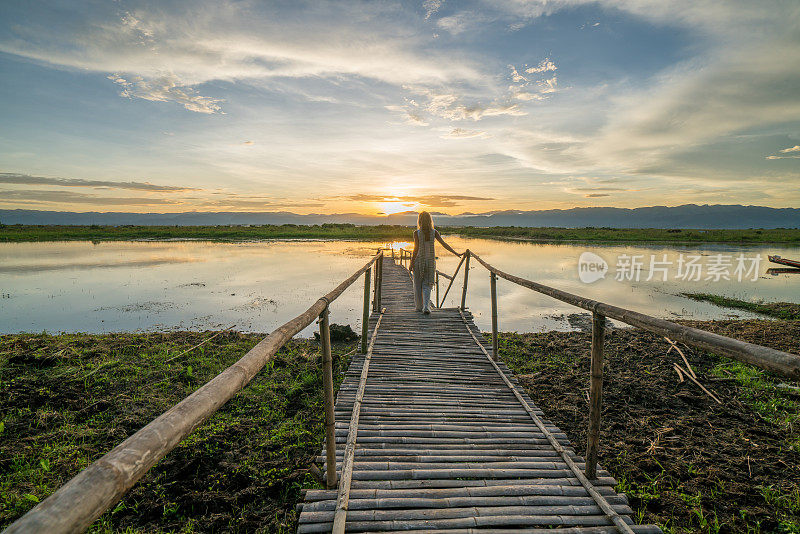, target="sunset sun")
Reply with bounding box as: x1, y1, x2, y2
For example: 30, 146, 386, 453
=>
379, 199, 418, 215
